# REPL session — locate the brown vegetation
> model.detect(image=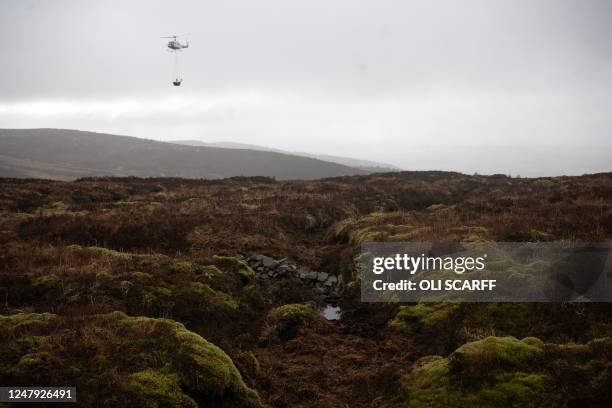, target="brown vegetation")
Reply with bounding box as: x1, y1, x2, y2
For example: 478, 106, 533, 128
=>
1, 171, 611, 406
